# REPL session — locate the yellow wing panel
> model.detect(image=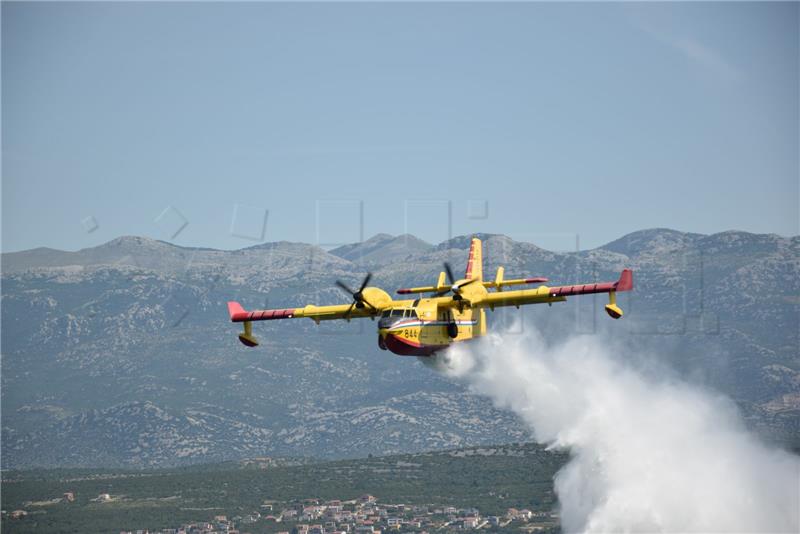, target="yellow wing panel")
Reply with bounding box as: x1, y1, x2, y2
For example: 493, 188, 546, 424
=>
228, 286, 398, 323
478, 269, 633, 310
479, 286, 566, 309
228, 297, 394, 323
294, 303, 378, 322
